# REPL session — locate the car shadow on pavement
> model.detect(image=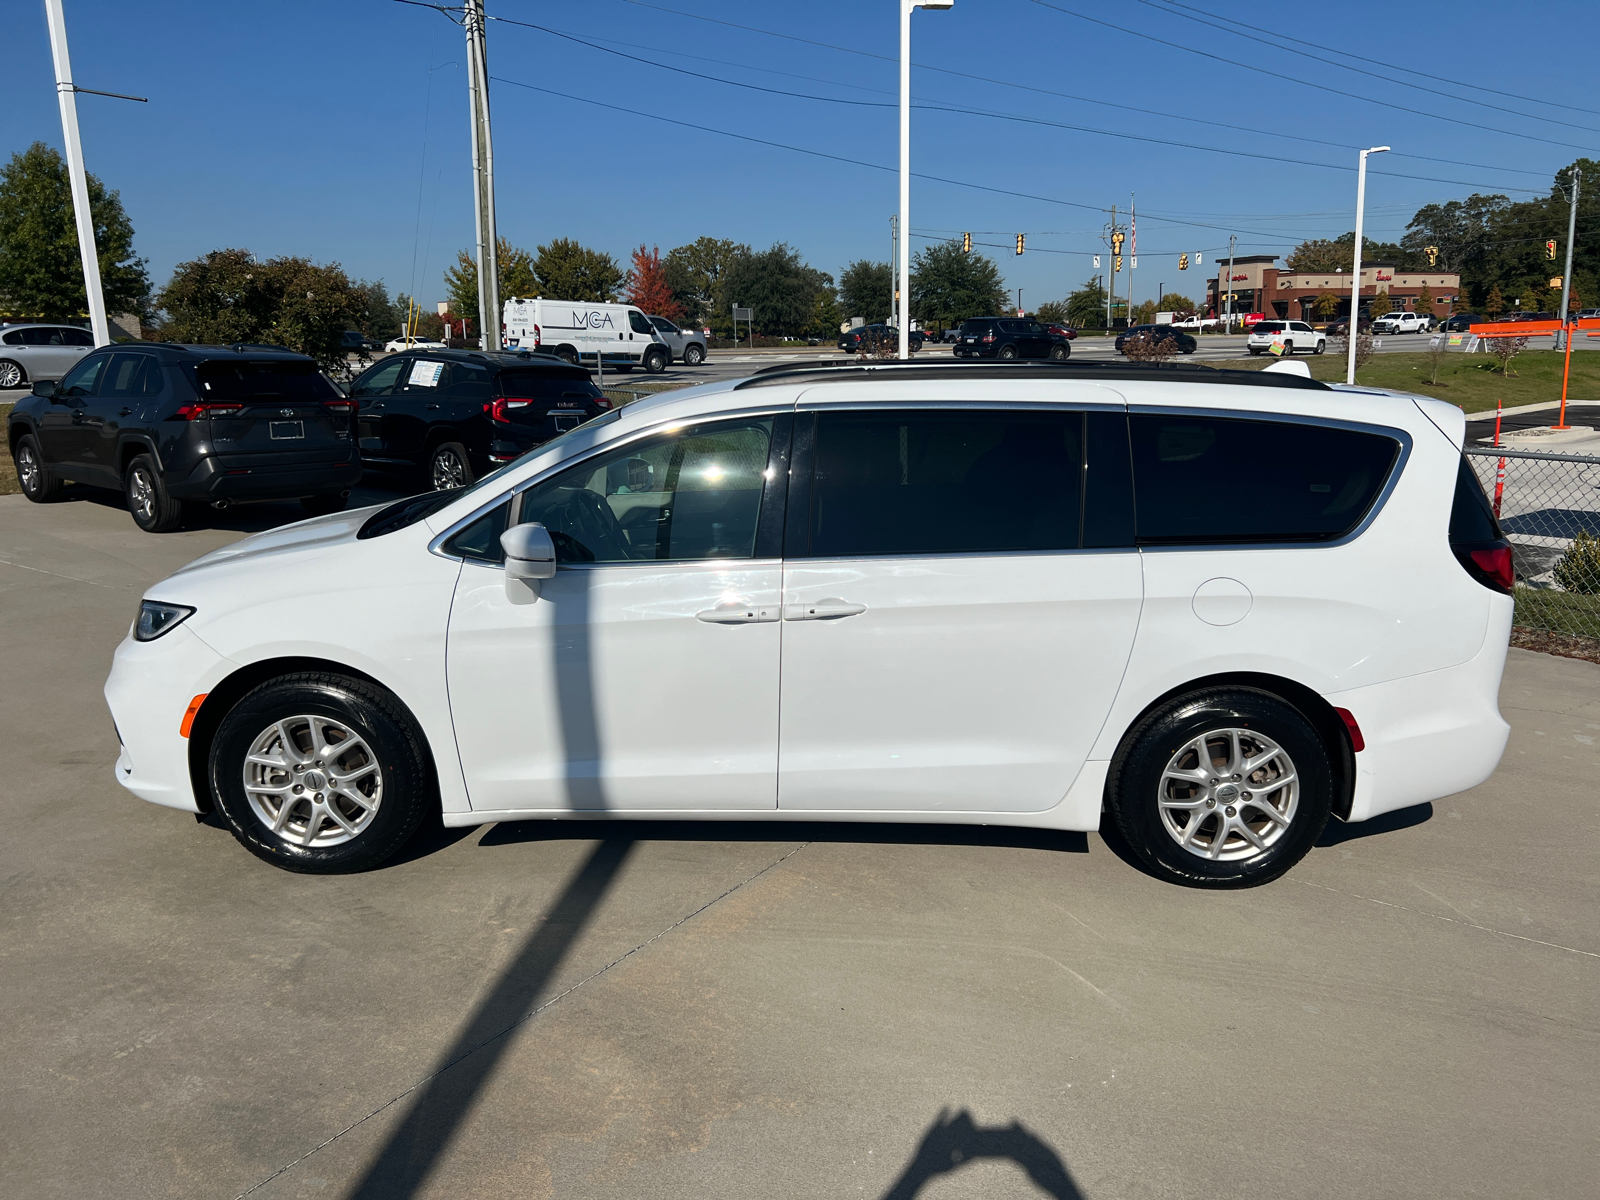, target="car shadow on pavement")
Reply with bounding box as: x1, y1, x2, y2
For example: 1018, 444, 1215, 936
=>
44, 477, 414, 535
879, 1107, 1086, 1199
1316, 801, 1433, 846
343, 837, 635, 1199
479, 819, 1089, 855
